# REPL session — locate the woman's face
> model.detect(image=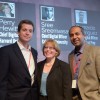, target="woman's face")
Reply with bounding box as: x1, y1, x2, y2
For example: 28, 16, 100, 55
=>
3, 5, 11, 14
43, 42, 57, 59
